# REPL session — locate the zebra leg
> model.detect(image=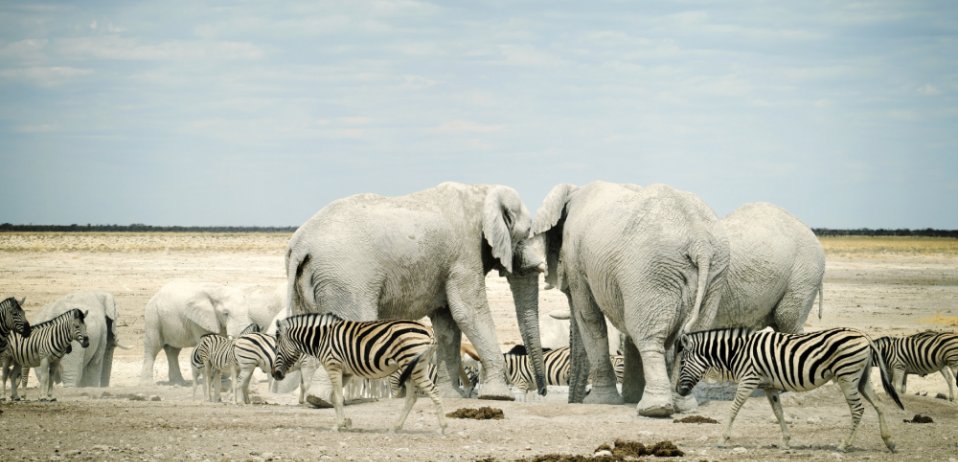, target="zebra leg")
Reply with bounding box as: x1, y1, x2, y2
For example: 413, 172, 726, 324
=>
204, 364, 217, 402
237, 366, 254, 404
764, 389, 791, 448
722, 380, 759, 446
230, 366, 240, 405
858, 378, 896, 452
408, 361, 447, 435
327, 367, 350, 431
394, 380, 418, 433
835, 377, 867, 452
10, 365, 23, 401
939, 366, 955, 402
